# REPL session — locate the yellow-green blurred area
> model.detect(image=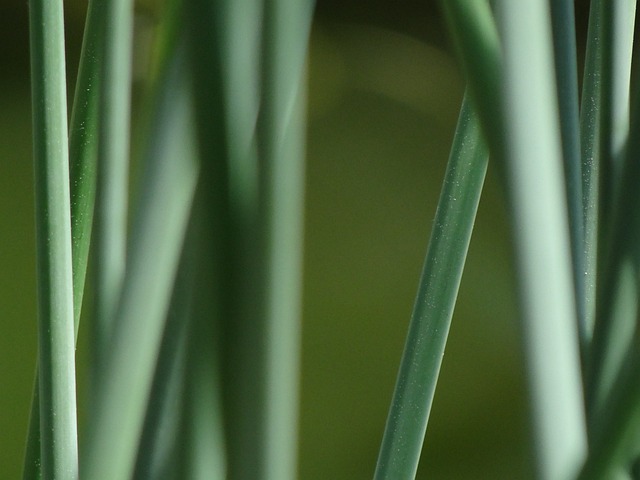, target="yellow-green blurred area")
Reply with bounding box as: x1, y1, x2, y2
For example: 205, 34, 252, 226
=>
2, 1, 597, 478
